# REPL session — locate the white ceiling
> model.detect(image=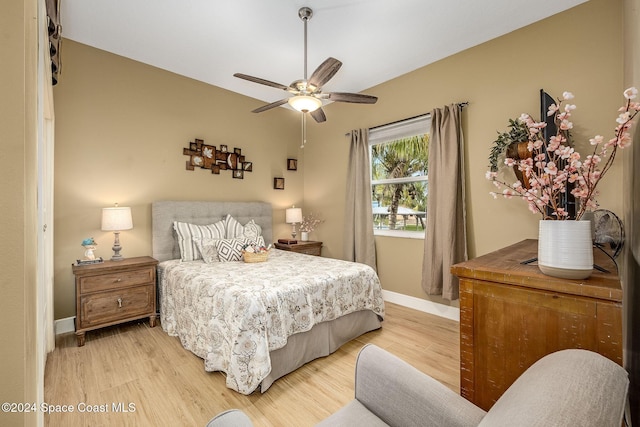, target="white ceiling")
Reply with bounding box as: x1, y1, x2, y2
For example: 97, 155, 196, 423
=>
61, 0, 587, 107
